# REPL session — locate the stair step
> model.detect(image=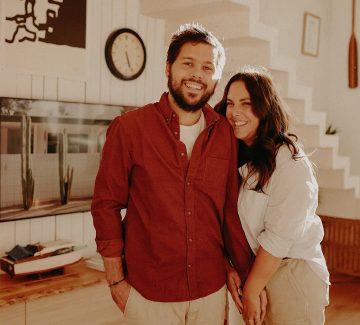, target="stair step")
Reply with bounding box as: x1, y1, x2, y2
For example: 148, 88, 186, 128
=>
317, 168, 359, 191
286, 84, 313, 101
320, 134, 341, 148
348, 175, 360, 193
291, 111, 326, 127
309, 146, 347, 169
223, 38, 271, 72
268, 68, 289, 97
306, 111, 326, 126
165, 11, 252, 42
285, 98, 307, 122
141, 0, 249, 22
292, 124, 322, 147
270, 55, 296, 76
317, 188, 360, 219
